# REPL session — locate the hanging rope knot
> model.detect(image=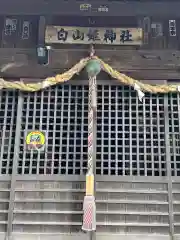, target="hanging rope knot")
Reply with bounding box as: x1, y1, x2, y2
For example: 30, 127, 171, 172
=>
134, 83, 145, 102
